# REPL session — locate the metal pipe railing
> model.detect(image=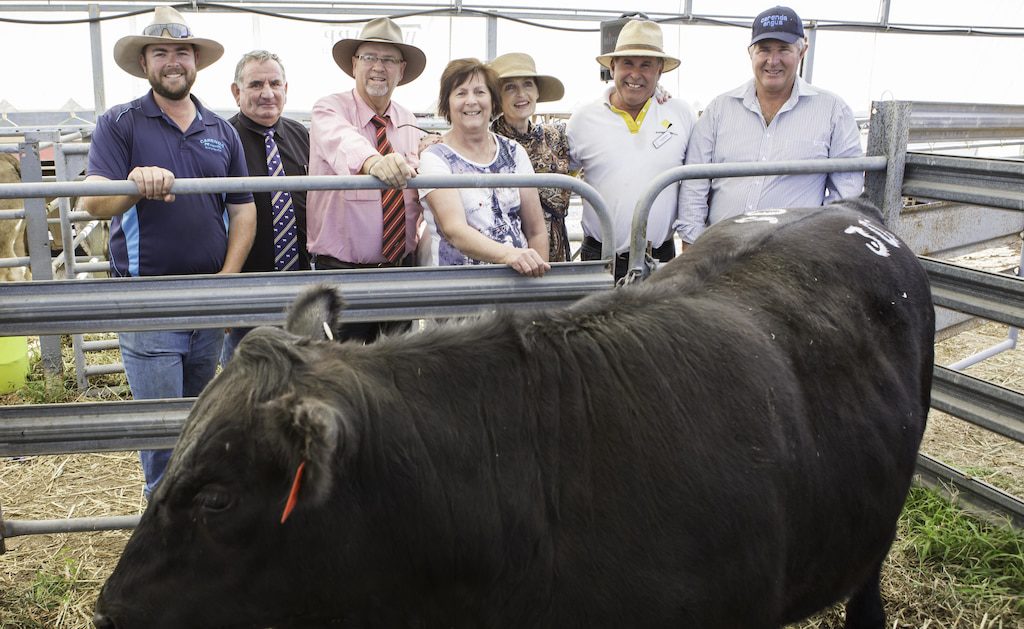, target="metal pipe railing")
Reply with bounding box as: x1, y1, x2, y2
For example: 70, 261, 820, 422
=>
626, 156, 888, 274
0, 172, 618, 262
